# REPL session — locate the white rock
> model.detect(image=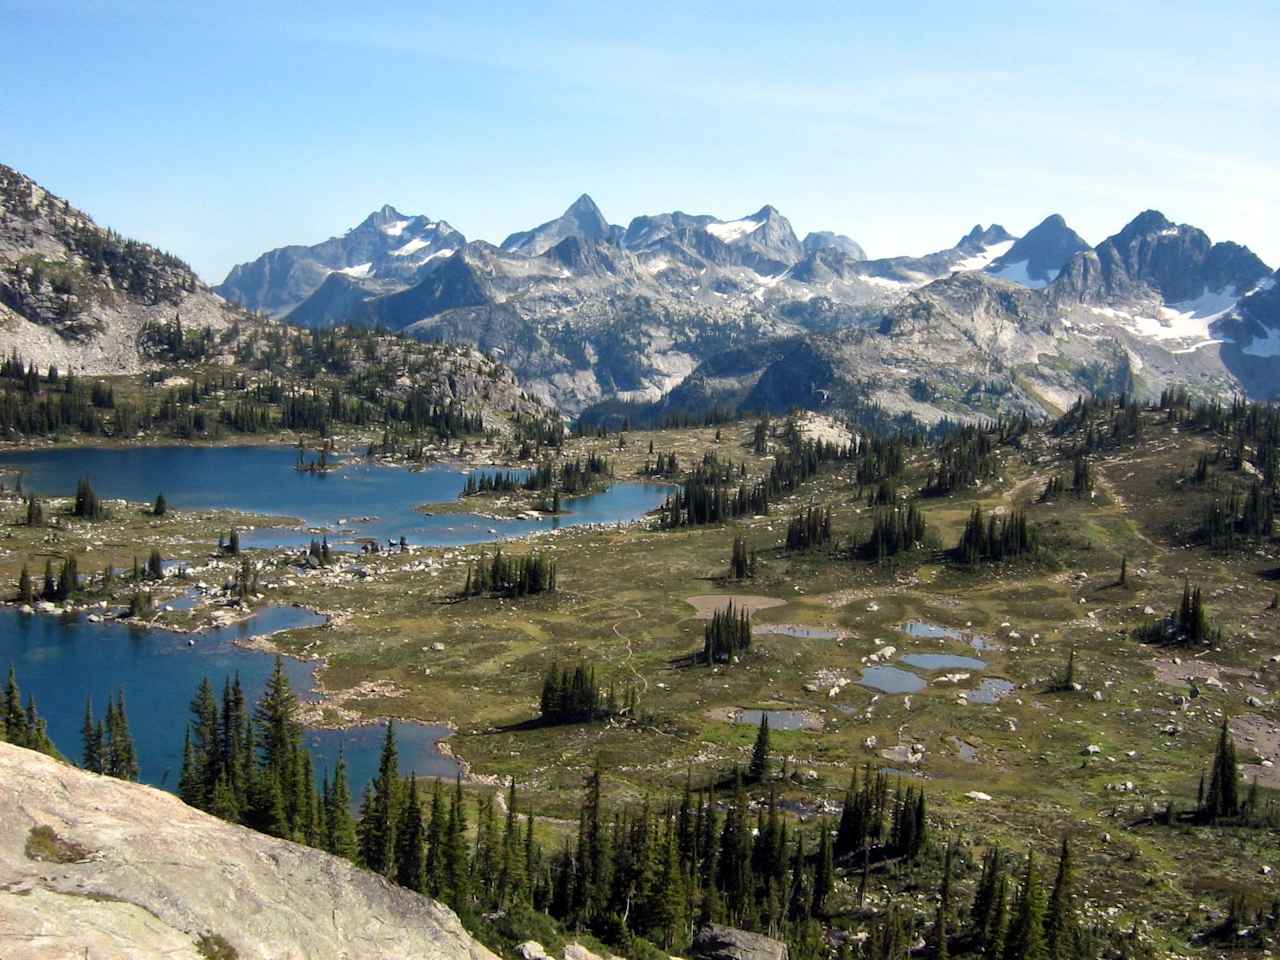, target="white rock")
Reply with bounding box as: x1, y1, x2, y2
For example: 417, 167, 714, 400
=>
965, 791, 992, 801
